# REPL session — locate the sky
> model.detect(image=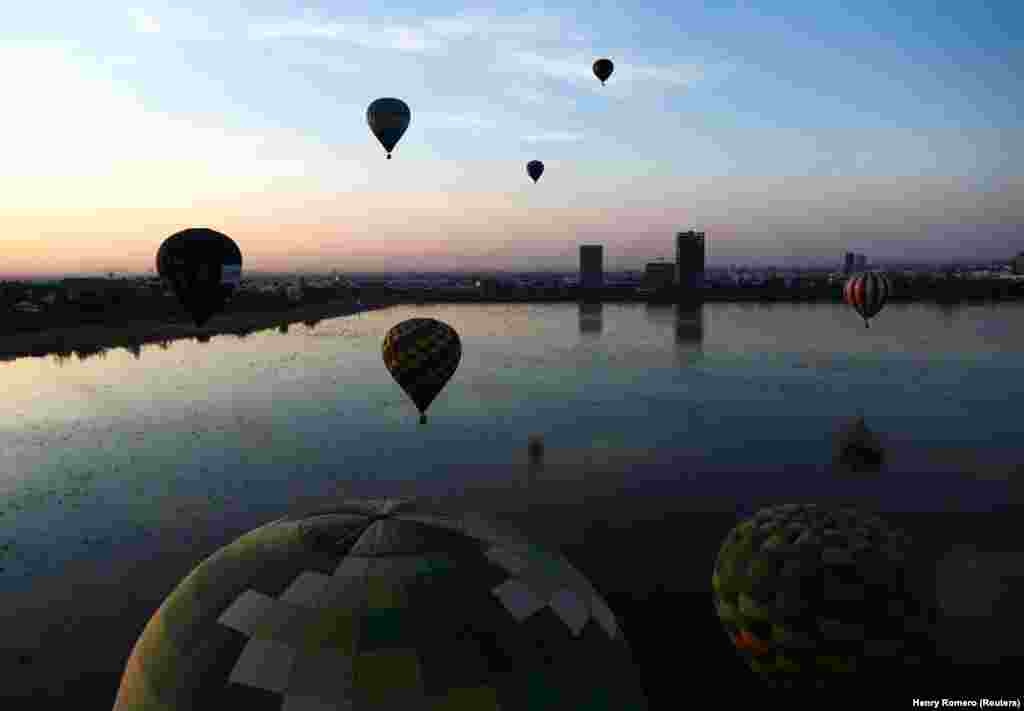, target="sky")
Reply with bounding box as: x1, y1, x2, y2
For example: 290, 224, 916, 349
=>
0, 0, 1021, 275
